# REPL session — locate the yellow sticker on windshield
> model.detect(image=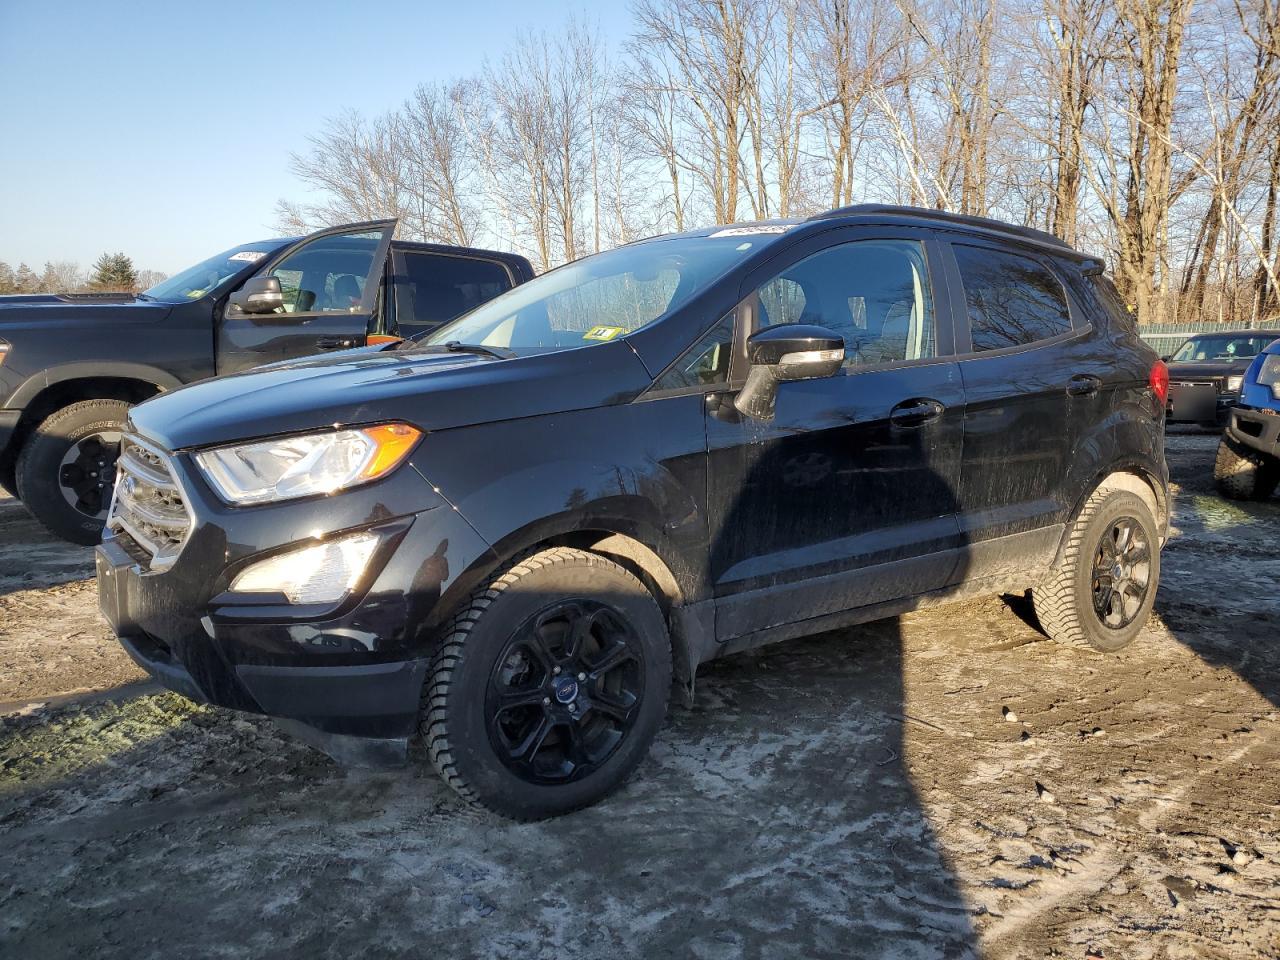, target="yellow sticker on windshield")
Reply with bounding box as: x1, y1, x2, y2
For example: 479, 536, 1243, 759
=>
583, 325, 625, 341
